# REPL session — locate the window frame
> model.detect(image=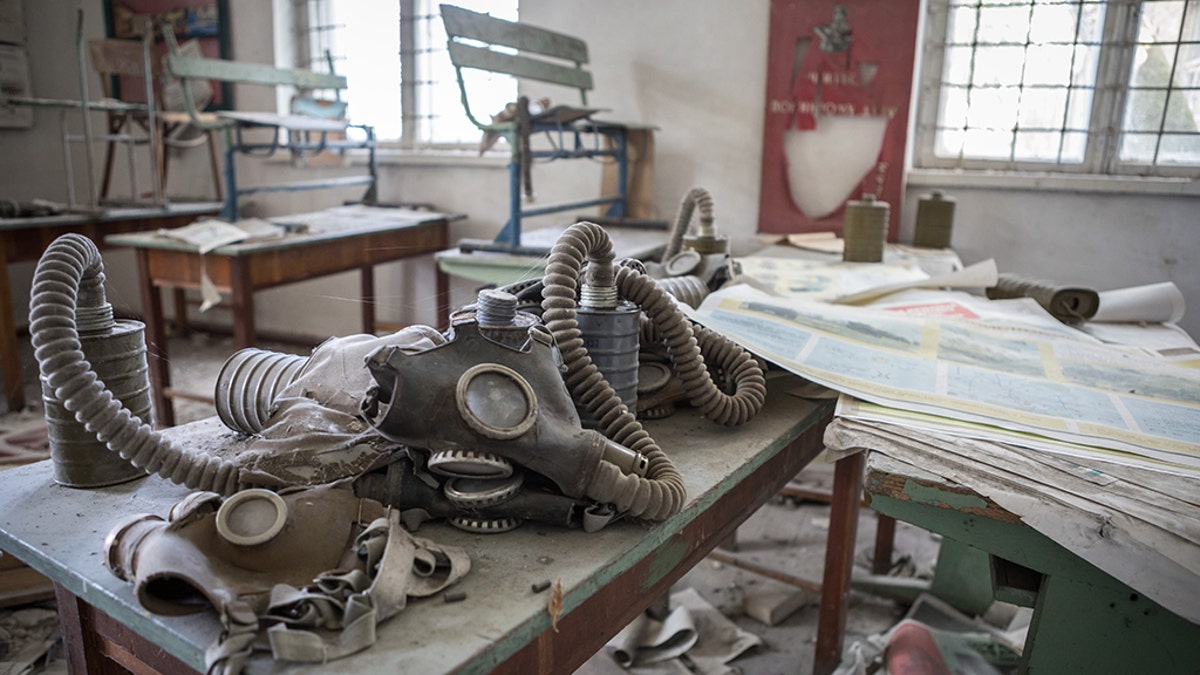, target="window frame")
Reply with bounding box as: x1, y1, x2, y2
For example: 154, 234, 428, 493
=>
912, 0, 1200, 180
299, 0, 516, 153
